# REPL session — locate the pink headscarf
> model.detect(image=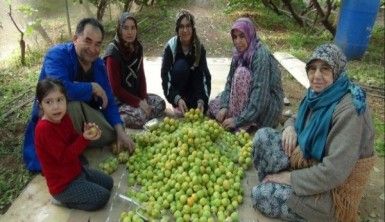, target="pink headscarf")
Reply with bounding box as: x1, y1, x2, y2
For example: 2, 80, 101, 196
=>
231, 17, 260, 68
